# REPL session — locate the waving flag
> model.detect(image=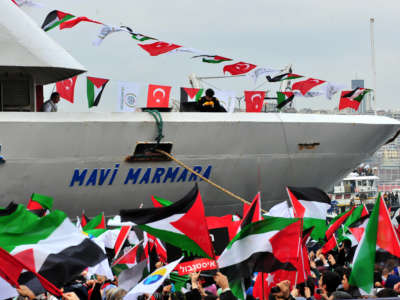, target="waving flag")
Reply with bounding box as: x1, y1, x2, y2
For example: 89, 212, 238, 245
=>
120, 185, 215, 259
244, 91, 265, 112
0, 247, 62, 297
223, 62, 257, 75
248, 67, 280, 84
92, 25, 124, 46
151, 196, 173, 208
238, 192, 262, 231
56, 76, 77, 103
120, 26, 156, 42
218, 217, 300, 275
180, 87, 203, 104
27, 193, 53, 217
147, 84, 171, 107
138, 41, 181, 56
292, 78, 326, 95
59, 16, 102, 30
0, 203, 107, 288
41, 10, 74, 31
83, 212, 106, 237
192, 55, 232, 64
124, 257, 183, 300
276, 92, 294, 110
339, 88, 372, 111
350, 194, 400, 293
87, 76, 109, 108
266, 73, 303, 82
